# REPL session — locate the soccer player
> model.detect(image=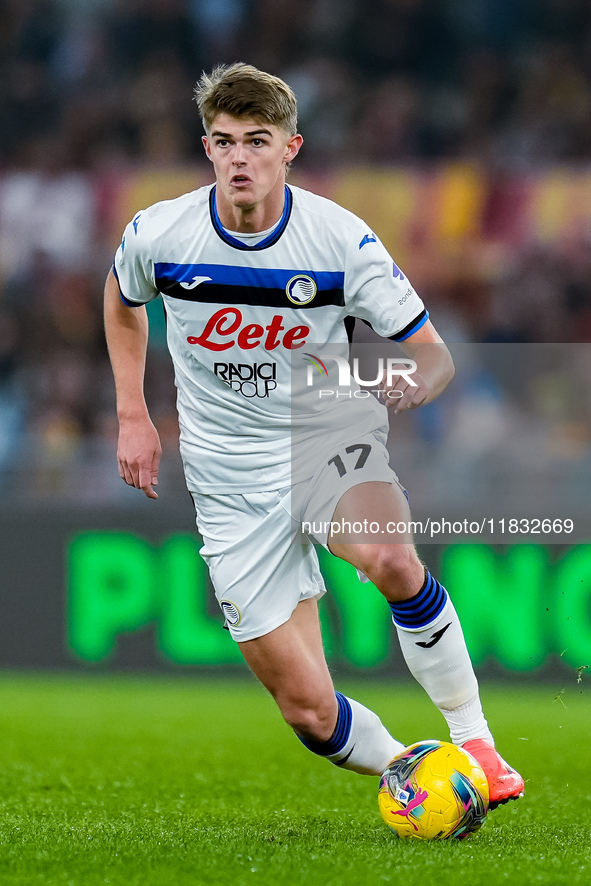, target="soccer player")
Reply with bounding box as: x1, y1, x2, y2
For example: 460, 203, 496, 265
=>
104, 63, 524, 808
